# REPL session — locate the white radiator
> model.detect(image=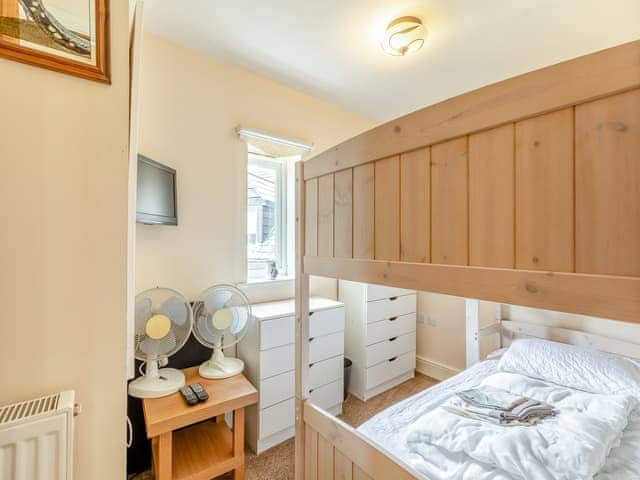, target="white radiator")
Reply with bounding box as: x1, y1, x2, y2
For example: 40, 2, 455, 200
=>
0, 391, 75, 480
